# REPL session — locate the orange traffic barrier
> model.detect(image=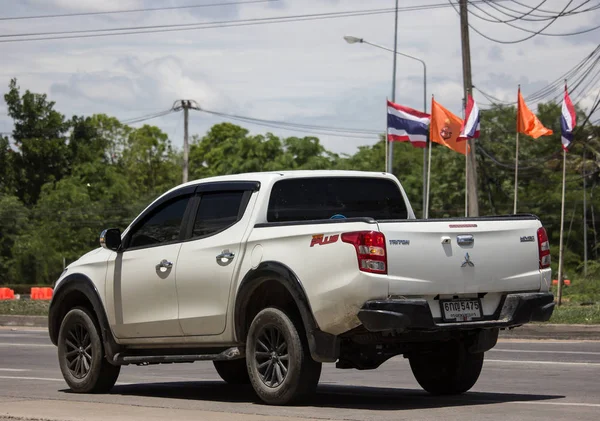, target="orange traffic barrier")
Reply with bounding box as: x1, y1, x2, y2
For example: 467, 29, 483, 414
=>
552, 279, 571, 286
0, 288, 15, 300
31, 287, 53, 300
